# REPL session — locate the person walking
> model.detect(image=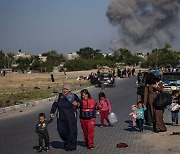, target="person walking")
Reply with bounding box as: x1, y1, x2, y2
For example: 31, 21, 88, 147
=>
79, 89, 97, 149
50, 73, 55, 82
50, 84, 81, 151
35, 113, 53, 152
136, 101, 146, 132
170, 90, 180, 126
98, 92, 112, 128
144, 73, 158, 126
144, 74, 167, 132
153, 79, 167, 132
